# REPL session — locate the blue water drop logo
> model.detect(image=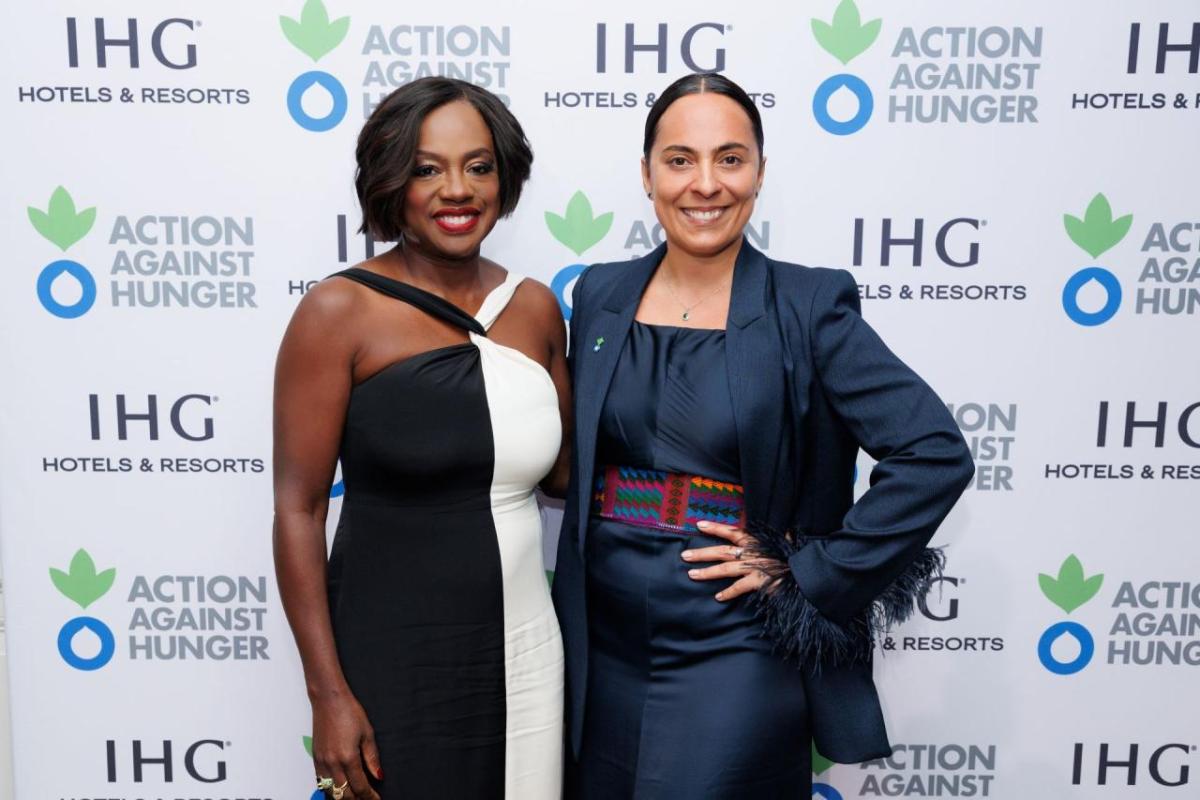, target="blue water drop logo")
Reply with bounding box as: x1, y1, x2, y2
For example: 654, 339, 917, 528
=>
1062, 267, 1121, 326
288, 71, 348, 132
37, 259, 97, 319
1037, 620, 1095, 675
551, 264, 587, 321
57, 616, 116, 671
813, 74, 874, 135
812, 784, 844, 800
